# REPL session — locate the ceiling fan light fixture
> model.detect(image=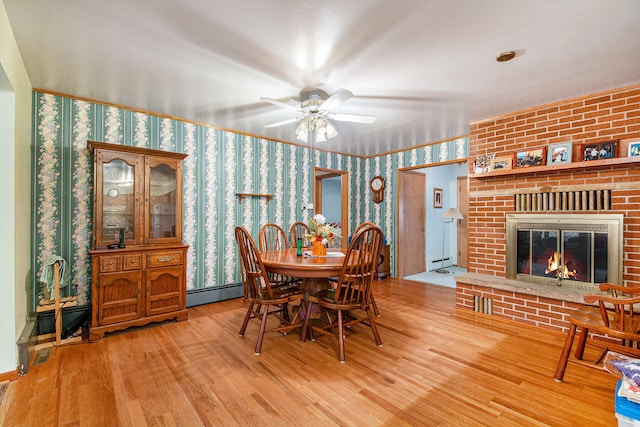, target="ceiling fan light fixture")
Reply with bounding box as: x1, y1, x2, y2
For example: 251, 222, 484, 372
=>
263, 87, 370, 143
295, 116, 338, 142
325, 121, 338, 139
295, 119, 309, 141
